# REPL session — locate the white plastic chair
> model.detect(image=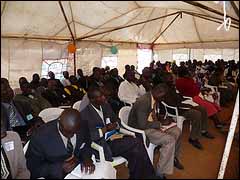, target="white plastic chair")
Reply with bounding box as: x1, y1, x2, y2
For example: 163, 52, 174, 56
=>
38, 108, 64, 123
119, 106, 157, 164
91, 141, 127, 167
161, 101, 187, 132
204, 84, 221, 106
72, 100, 81, 111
